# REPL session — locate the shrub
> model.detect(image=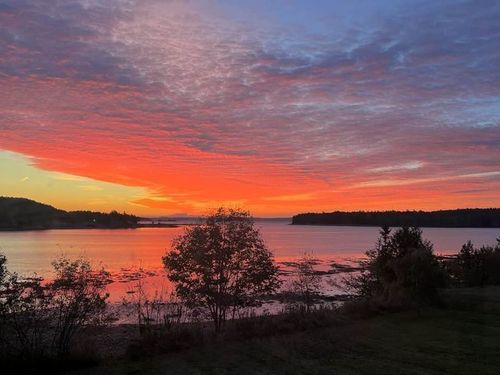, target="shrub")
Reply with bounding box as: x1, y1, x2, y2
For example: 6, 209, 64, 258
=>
349, 226, 447, 309
49, 257, 111, 357
0, 258, 52, 359
0, 254, 110, 360
453, 238, 500, 287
